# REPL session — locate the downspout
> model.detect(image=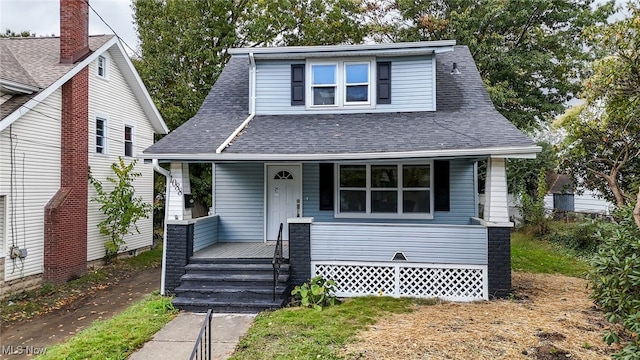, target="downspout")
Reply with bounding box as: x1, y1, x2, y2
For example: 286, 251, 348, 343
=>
216, 53, 257, 153
153, 159, 171, 296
